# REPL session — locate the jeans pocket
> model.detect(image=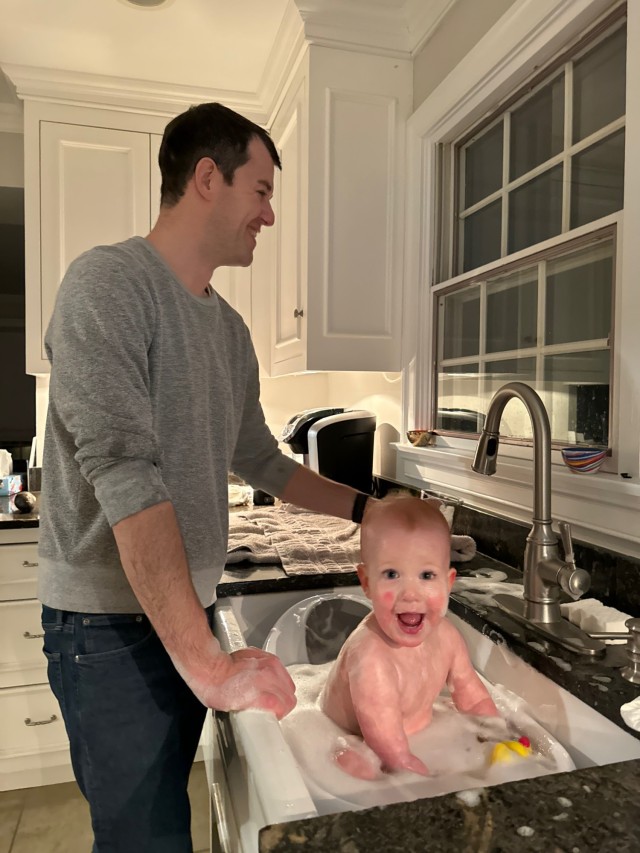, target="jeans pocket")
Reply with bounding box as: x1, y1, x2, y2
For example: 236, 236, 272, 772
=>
74, 614, 158, 662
